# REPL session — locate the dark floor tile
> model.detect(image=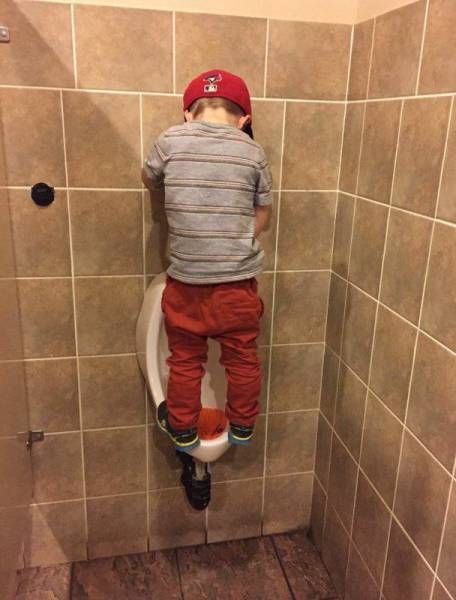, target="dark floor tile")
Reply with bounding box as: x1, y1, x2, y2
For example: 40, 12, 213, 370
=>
15, 563, 71, 599
71, 551, 182, 599
272, 530, 338, 599
177, 537, 292, 600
